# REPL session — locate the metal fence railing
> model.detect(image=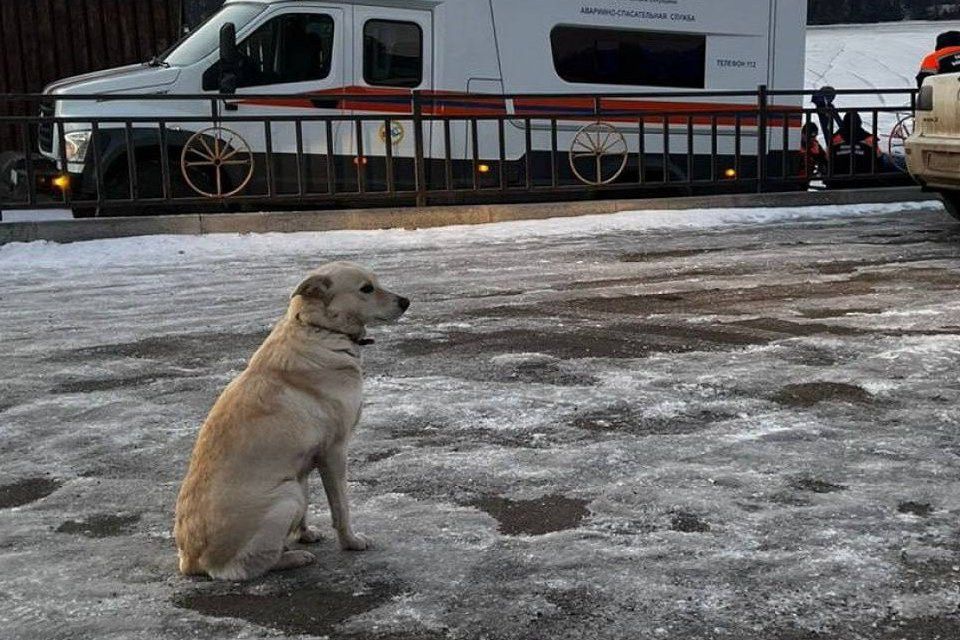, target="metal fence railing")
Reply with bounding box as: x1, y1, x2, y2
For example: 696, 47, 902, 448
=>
0, 86, 918, 216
